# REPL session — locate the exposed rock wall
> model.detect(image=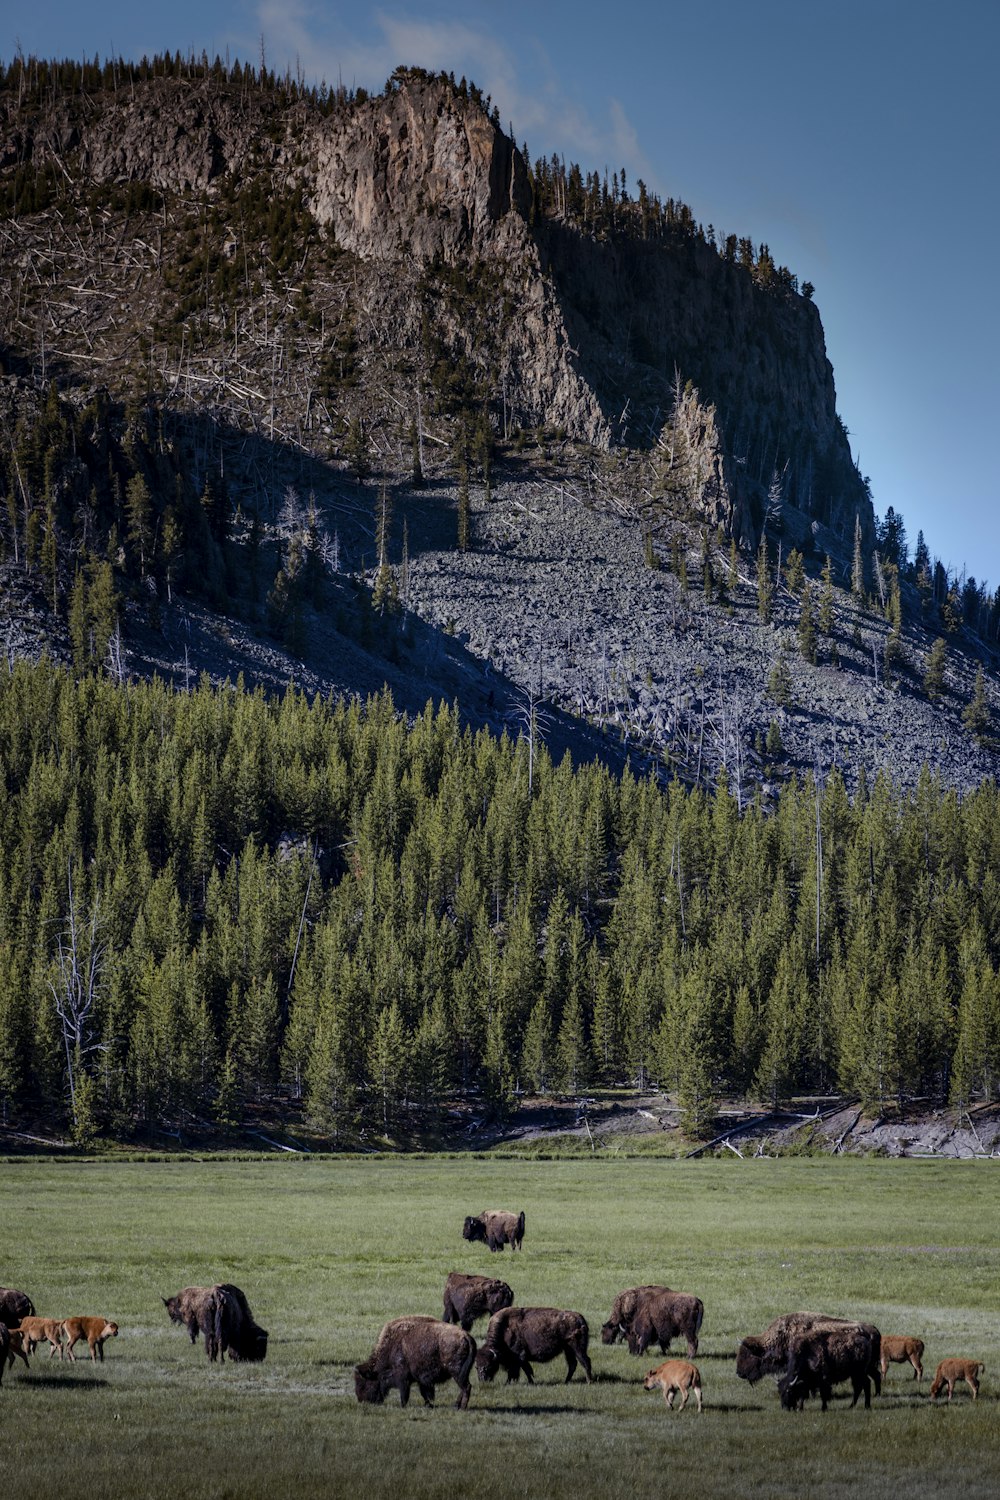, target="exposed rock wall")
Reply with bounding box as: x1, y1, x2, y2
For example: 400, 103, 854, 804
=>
0, 69, 871, 548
